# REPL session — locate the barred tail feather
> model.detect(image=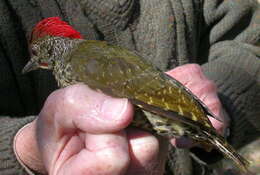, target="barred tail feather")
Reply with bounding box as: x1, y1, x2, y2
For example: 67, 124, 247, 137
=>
204, 131, 251, 174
